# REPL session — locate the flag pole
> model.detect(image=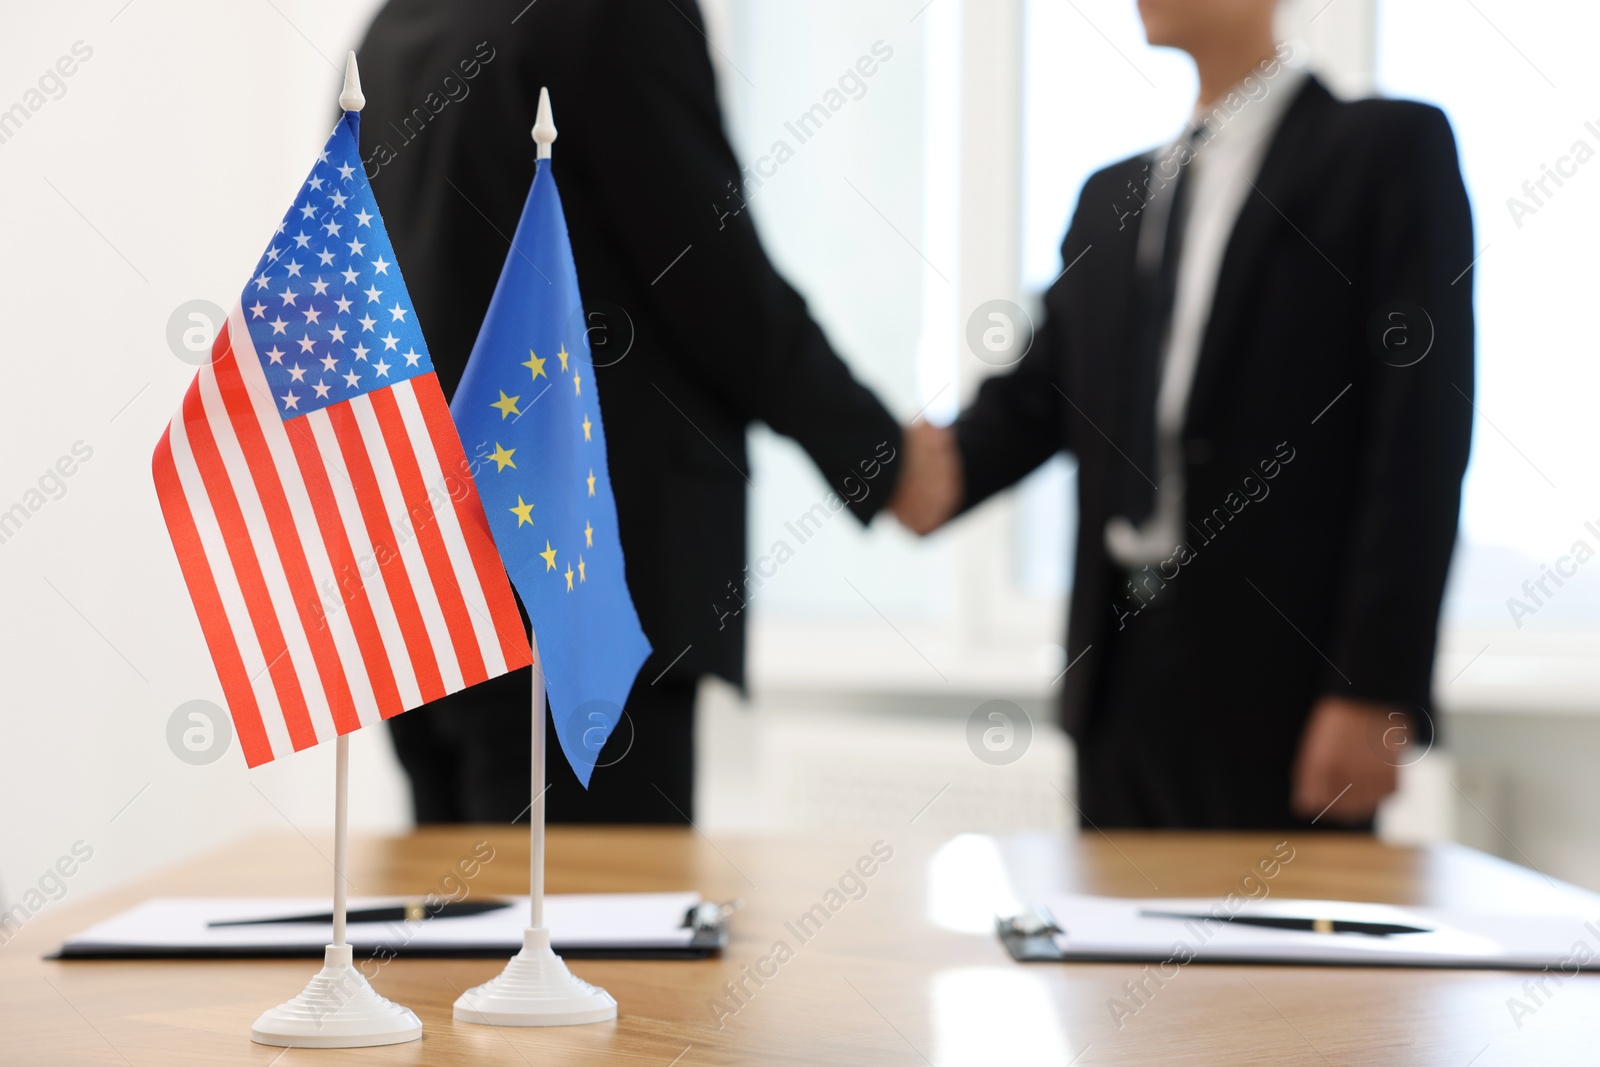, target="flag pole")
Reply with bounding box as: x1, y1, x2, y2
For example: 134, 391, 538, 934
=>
331, 44, 362, 952
333, 734, 350, 948
251, 51, 421, 1049
527, 84, 556, 935
529, 632, 546, 931
453, 86, 617, 1028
